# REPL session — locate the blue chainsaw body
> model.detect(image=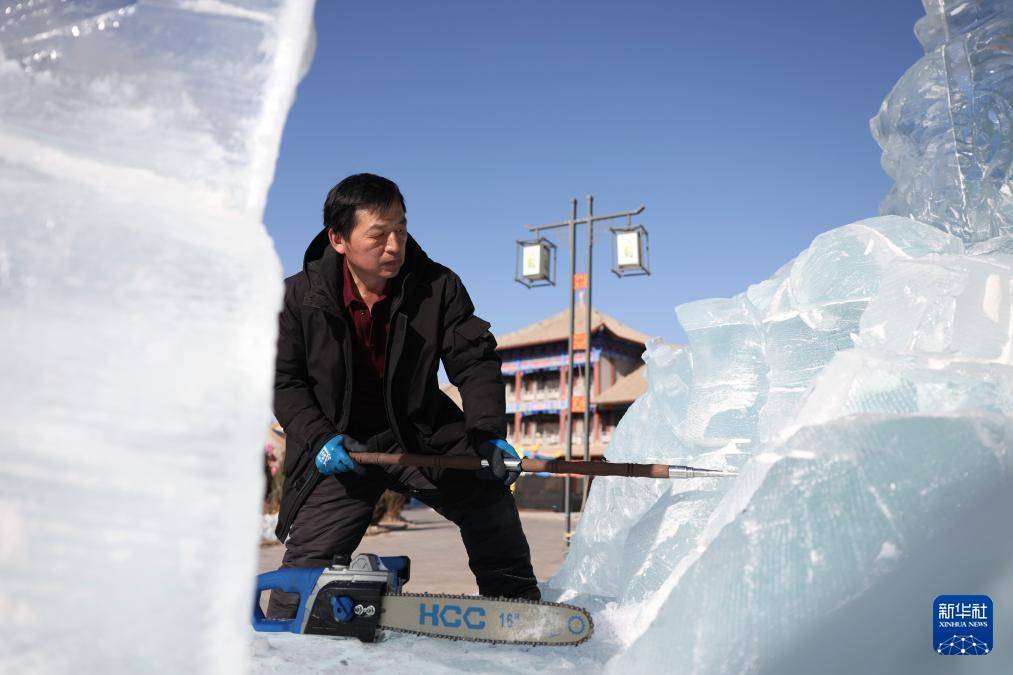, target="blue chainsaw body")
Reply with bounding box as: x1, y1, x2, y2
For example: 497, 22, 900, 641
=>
252, 553, 410, 642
